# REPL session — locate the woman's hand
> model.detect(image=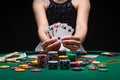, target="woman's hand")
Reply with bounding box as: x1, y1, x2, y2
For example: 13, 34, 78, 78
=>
62, 36, 82, 52
41, 38, 61, 52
